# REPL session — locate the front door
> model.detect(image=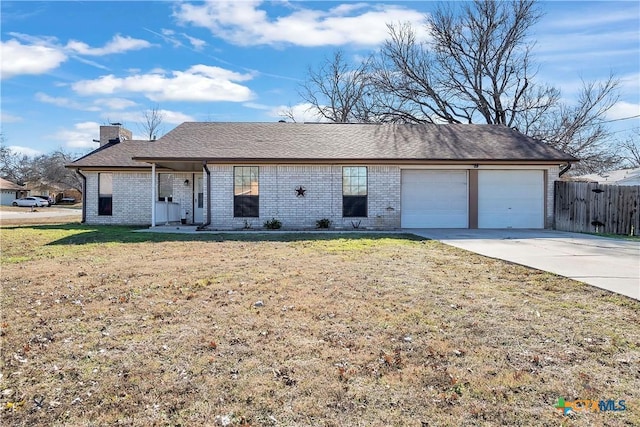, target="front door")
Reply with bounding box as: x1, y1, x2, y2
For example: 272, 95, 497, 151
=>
194, 176, 204, 224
